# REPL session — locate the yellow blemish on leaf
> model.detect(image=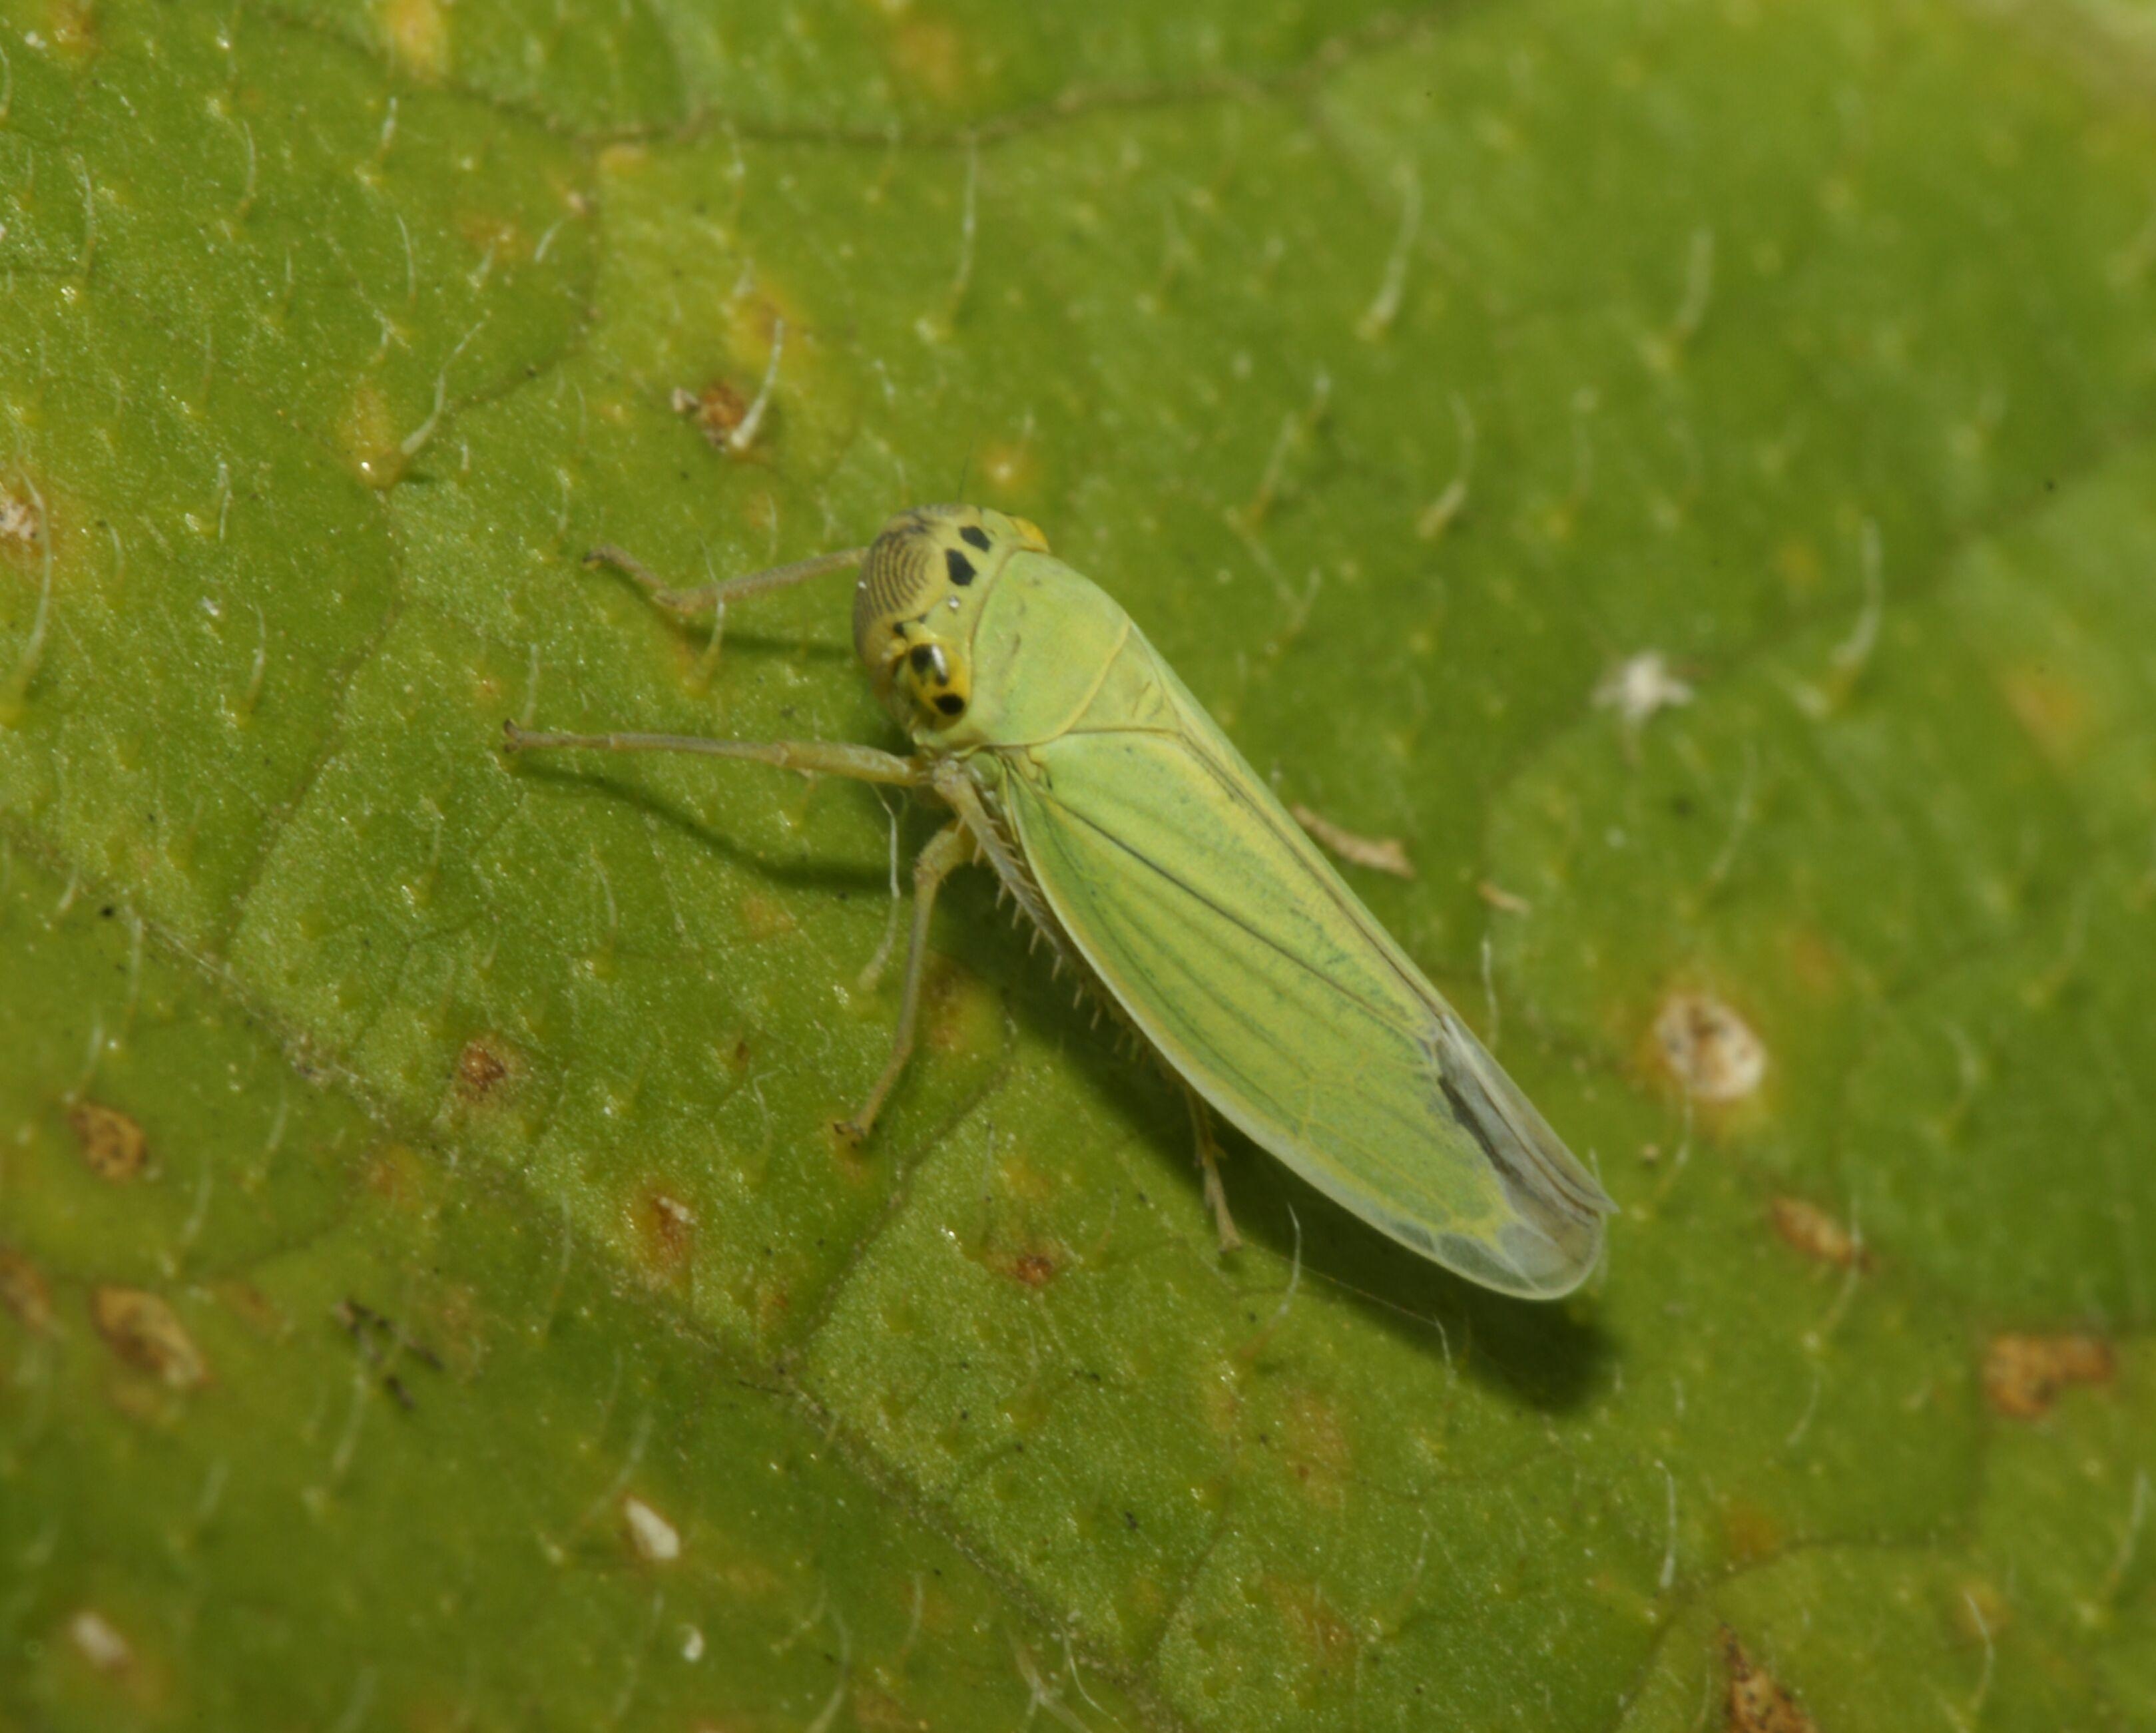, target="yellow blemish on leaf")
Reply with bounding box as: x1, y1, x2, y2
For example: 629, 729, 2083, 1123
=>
92, 1287, 208, 1389
457, 210, 529, 269
1264, 1577, 1358, 1678
69, 1101, 150, 1181
1719, 1497, 1784, 1567
1997, 664, 2093, 768
363, 1142, 431, 1210
0, 1246, 53, 1332
736, 891, 798, 942
1769, 1197, 1868, 1270
1983, 1331, 2114, 1419
374, 0, 450, 81
850, 1685, 933, 1732
1954, 1579, 2011, 1646
923, 957, 998, 1058
977, 437, 1041, 501
1278, 1386, 1352, 1510
1776, 925, 1848, 1000
1773, 536, 1824, 597
38, 0, 99, 65
338, 380, 408, 490
888, 13, 969, 102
